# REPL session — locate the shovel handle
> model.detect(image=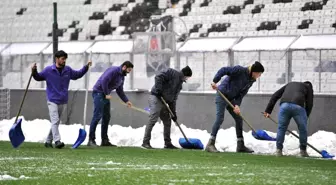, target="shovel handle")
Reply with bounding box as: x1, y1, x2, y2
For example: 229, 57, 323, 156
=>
216, 89, 256, 133
261, 112, 322, 155
82, 51, 92, 130
14, 72, 33, 124
160, 97, 191, 144
113, 98, 150, 115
